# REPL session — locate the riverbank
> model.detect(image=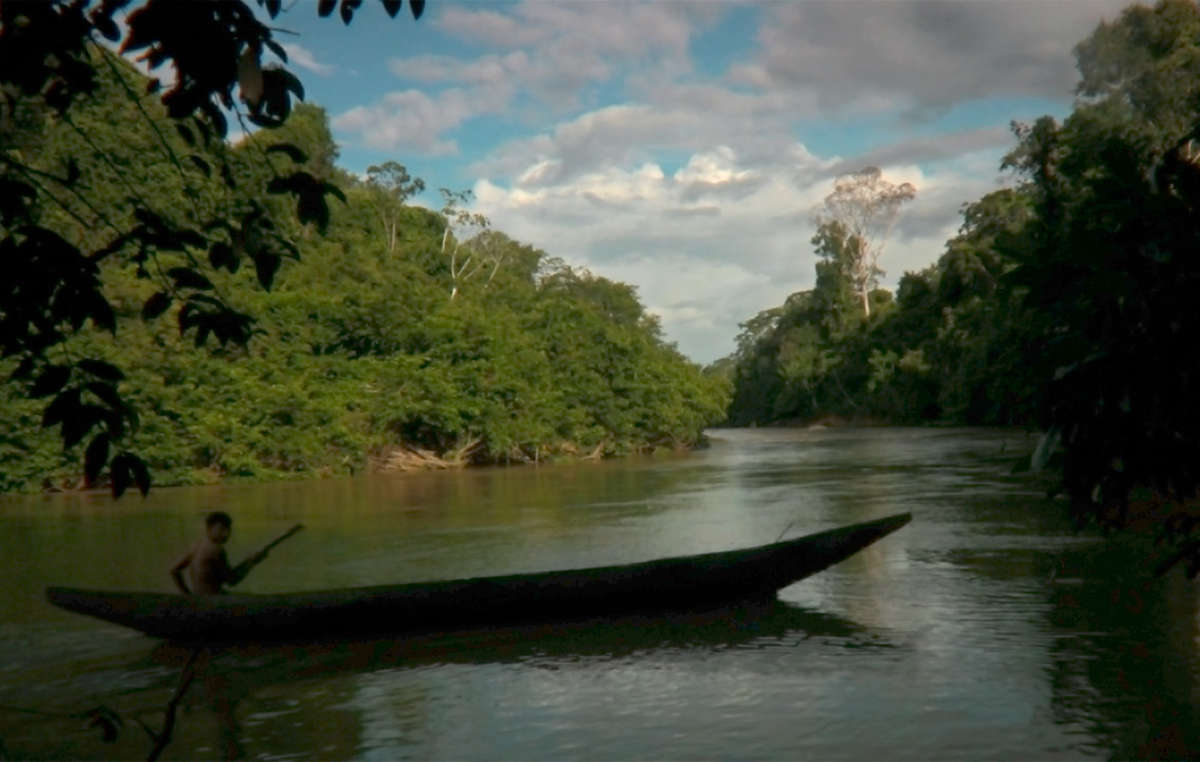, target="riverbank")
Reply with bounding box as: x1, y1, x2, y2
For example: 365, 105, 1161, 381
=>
23, 433, 712, 496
